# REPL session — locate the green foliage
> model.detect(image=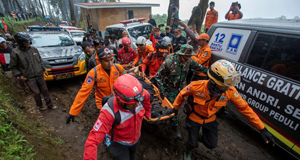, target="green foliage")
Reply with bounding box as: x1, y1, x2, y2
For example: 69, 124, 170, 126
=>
0, 101, 36, 159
